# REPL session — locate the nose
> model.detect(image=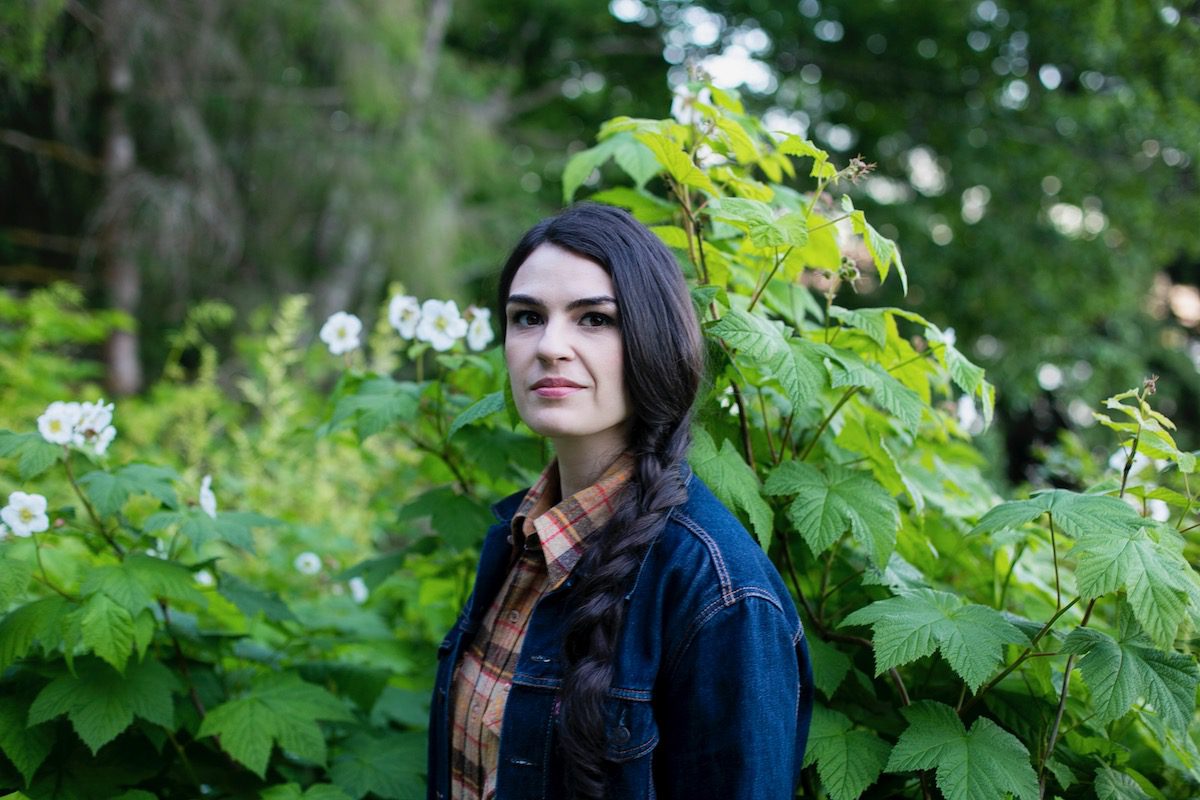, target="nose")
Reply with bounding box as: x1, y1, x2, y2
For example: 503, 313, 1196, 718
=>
535, 316, 574, 363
